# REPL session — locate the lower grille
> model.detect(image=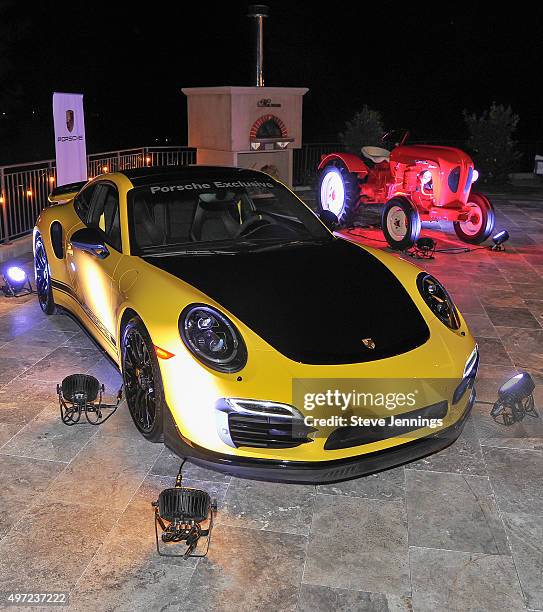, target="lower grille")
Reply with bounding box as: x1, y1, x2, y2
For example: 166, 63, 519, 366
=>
228, 413, 313, 449
324, 400, 448, 450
